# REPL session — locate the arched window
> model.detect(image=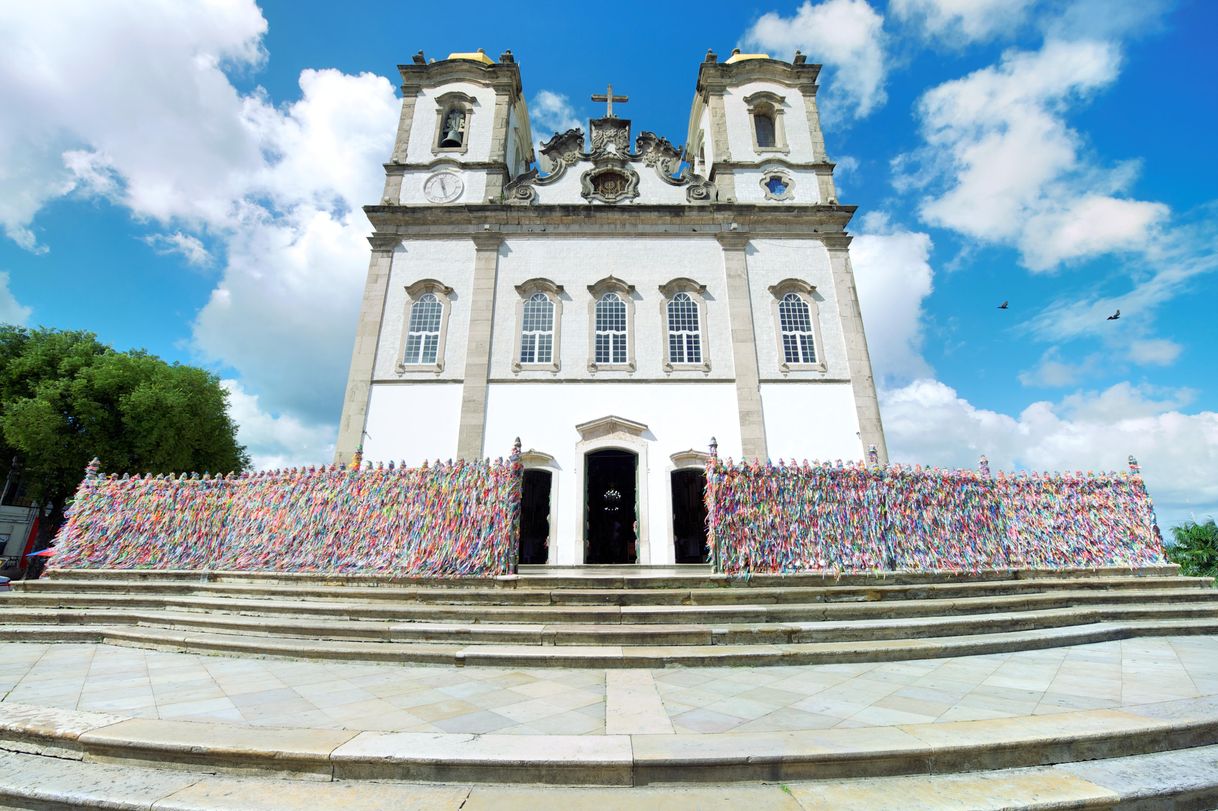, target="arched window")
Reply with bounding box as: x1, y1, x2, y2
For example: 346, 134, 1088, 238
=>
595, 293, 628, 365
439, 107, 466, 148
404, 293, 443, 364
778, 292, 816, 364
433, 92, 475, 155
520, 292, 555, 364
666, 293, 702, 364
754, 112, 776, 148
